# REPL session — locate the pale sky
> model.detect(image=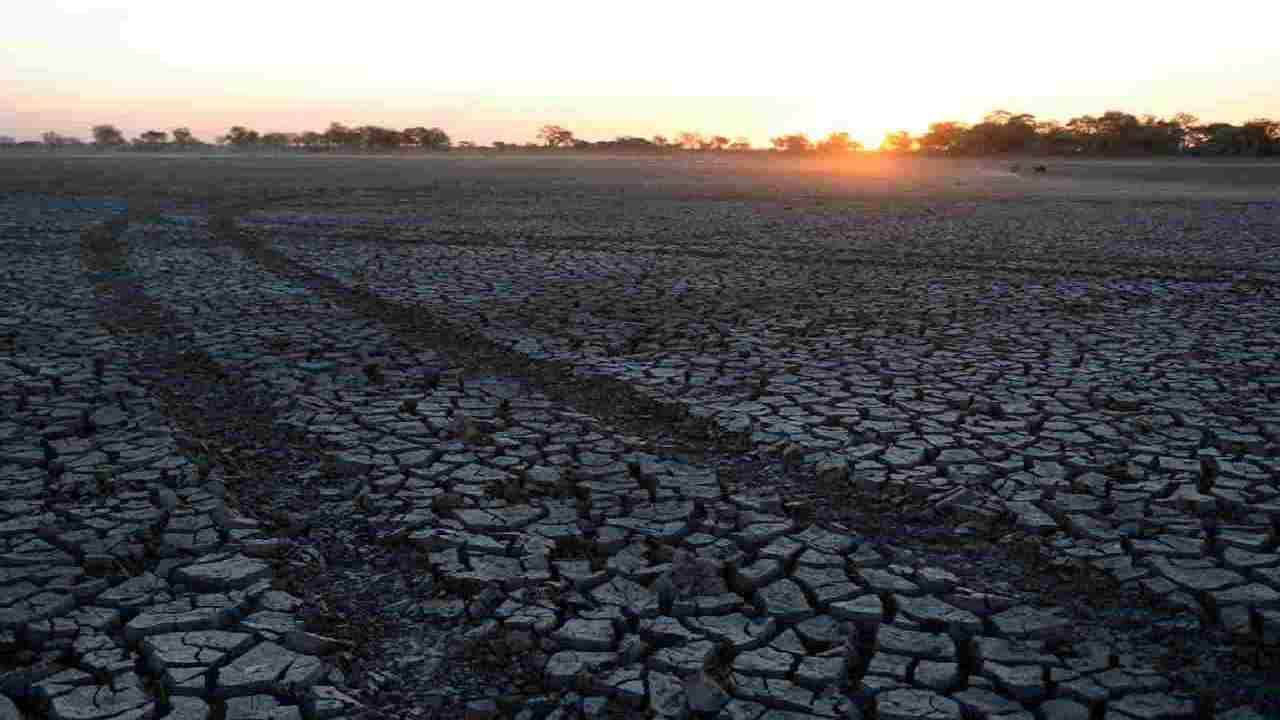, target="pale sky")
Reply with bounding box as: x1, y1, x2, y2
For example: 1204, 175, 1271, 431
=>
4, 0, 1279, 147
